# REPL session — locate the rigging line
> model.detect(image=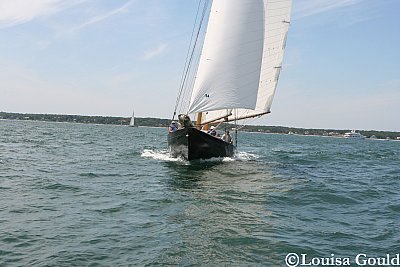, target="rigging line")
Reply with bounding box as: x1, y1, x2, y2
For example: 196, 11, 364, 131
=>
179, 0, 209, 115
172, 0, 202, 121
183, 38, 203, 112
172, 0, 209, 120
236, 114, 262, 131
178, 0, 209, 114
178, 42, 202, 114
